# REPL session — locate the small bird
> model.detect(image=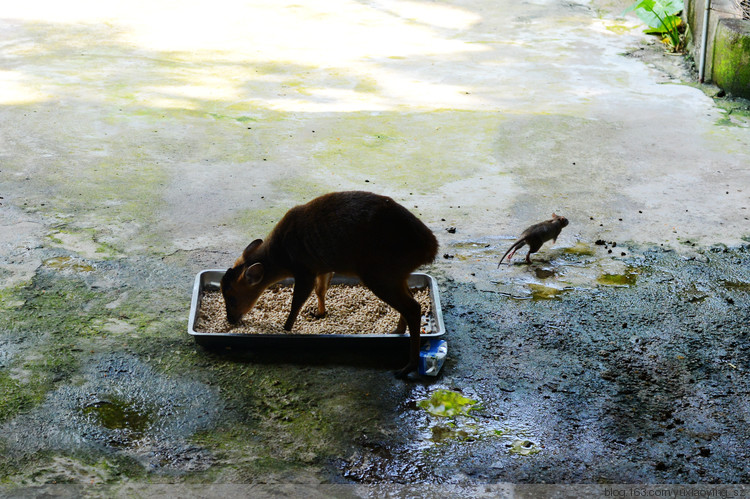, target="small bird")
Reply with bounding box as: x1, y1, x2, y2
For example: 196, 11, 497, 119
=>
498, 214, 569, 265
